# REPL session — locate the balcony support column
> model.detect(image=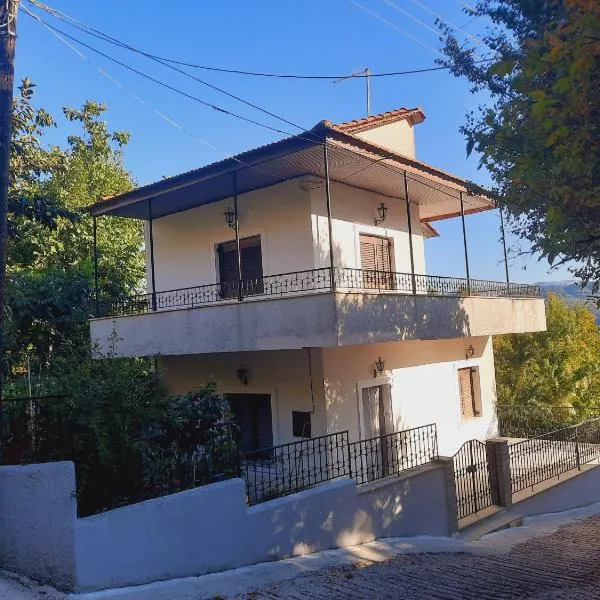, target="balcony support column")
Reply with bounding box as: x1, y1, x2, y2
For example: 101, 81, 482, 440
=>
499, 205, 510, 289
93, 215, 99, 314
148, 198, 157, 311
459, 191, 471, 295
323, 142, 336, 291
233, 171, 243, 302
403, 173, 417, 294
